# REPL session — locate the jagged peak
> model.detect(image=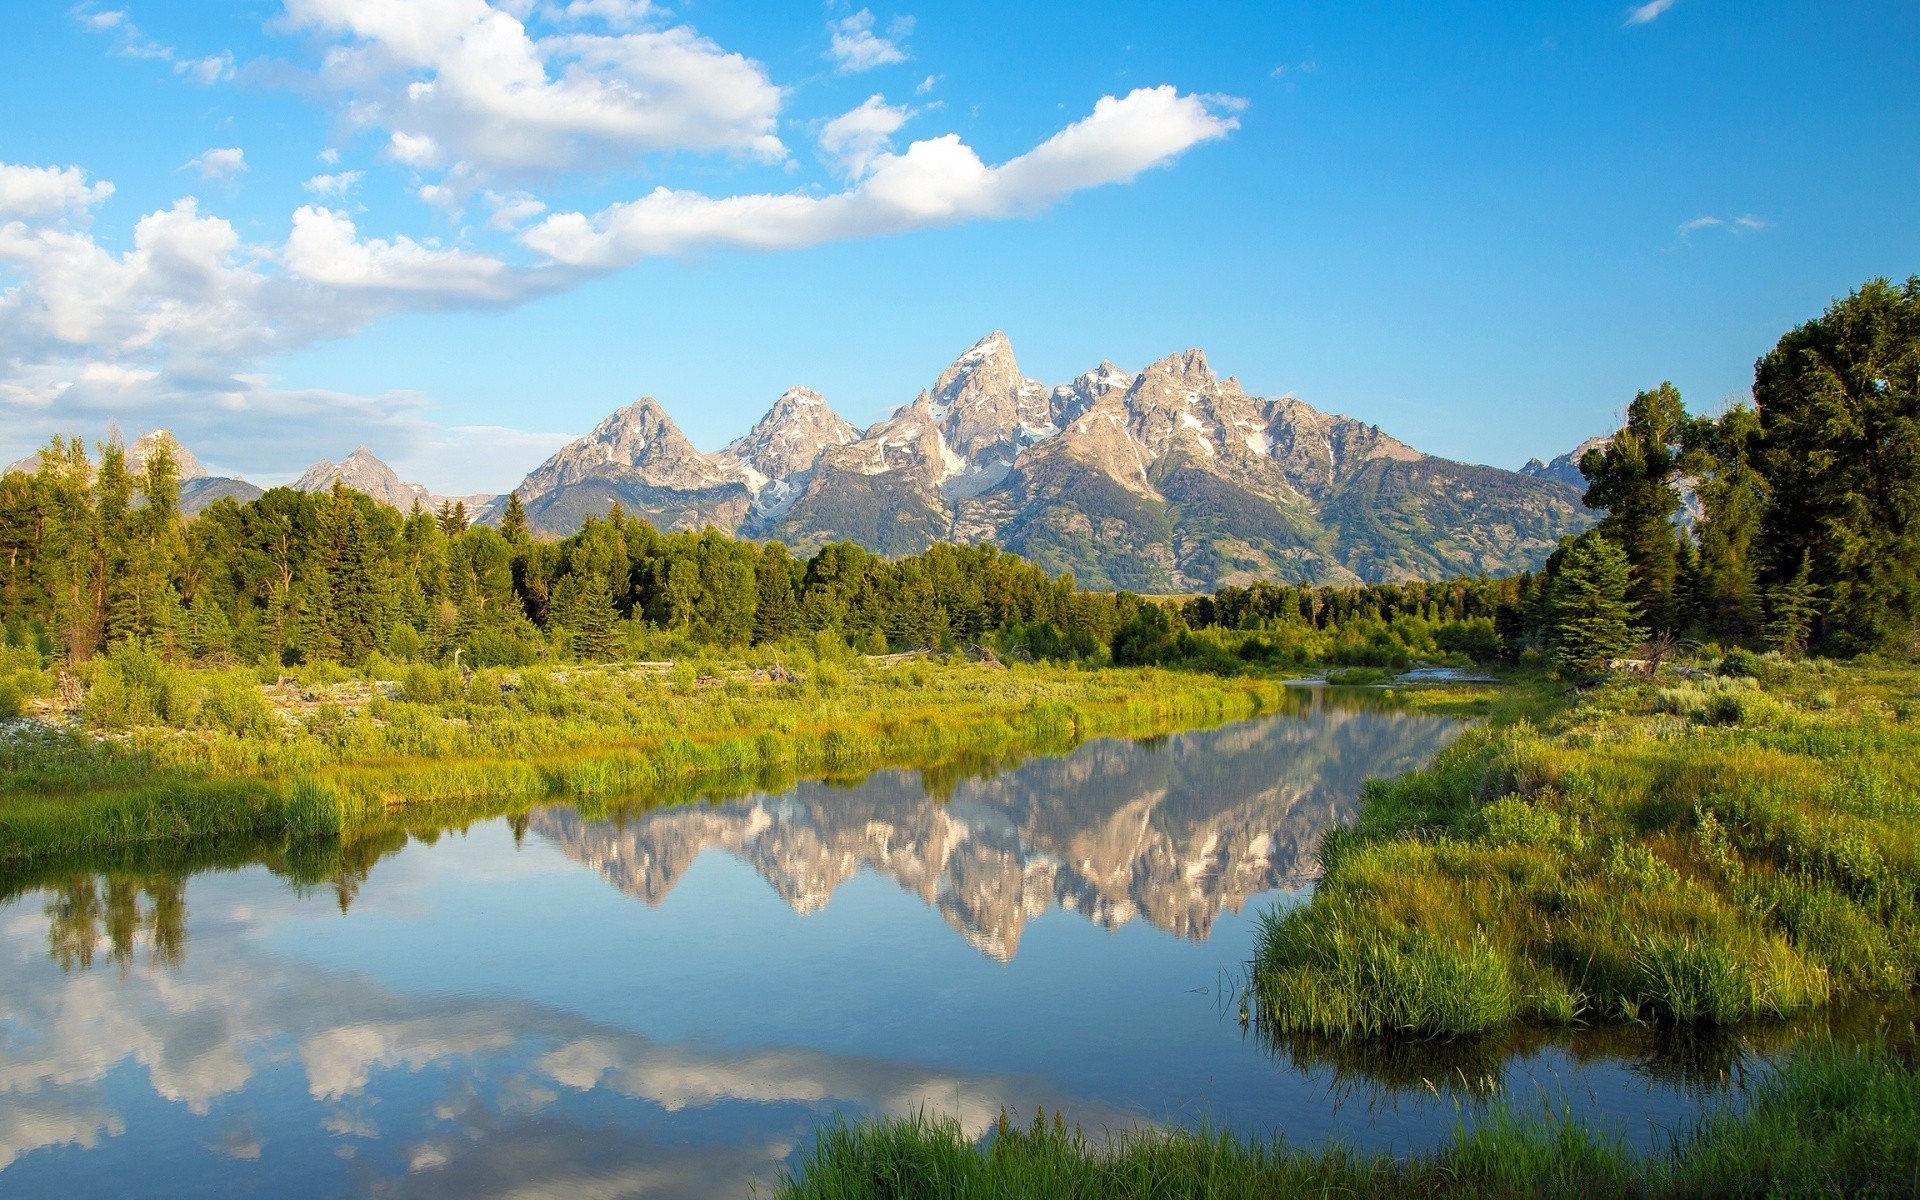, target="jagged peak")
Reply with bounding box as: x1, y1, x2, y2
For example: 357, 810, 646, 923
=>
1137, 348, 1215, 387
